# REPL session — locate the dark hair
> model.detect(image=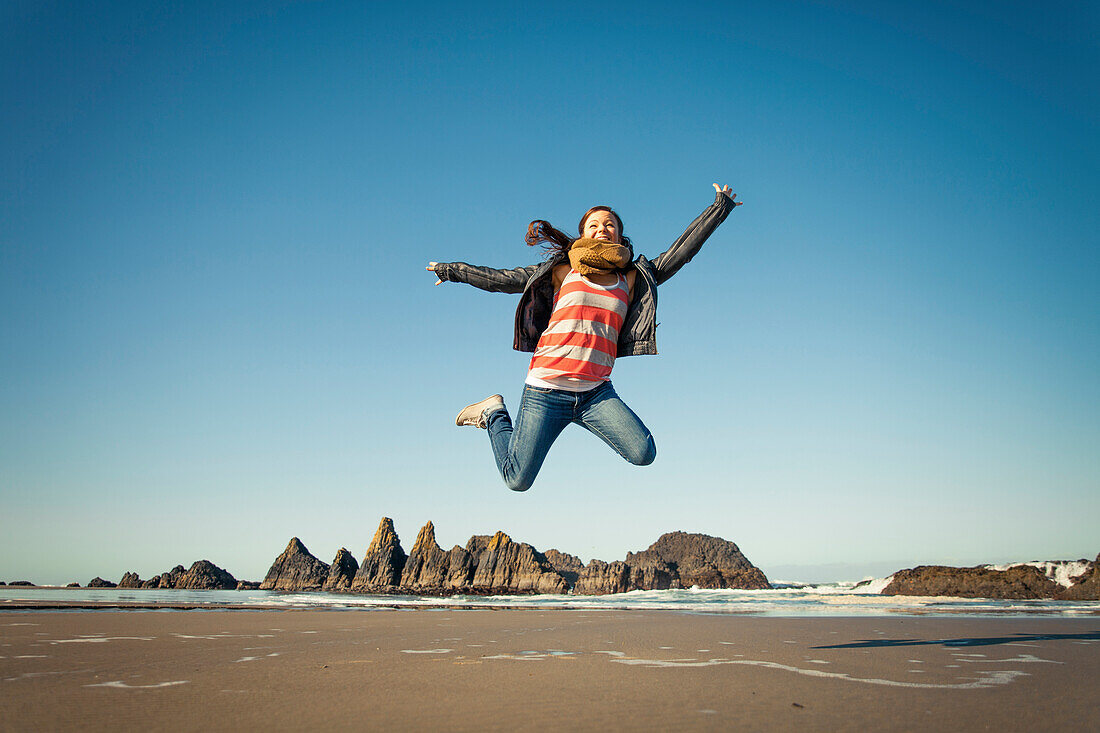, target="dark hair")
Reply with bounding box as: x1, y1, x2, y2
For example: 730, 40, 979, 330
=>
526, 205, 632, 257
